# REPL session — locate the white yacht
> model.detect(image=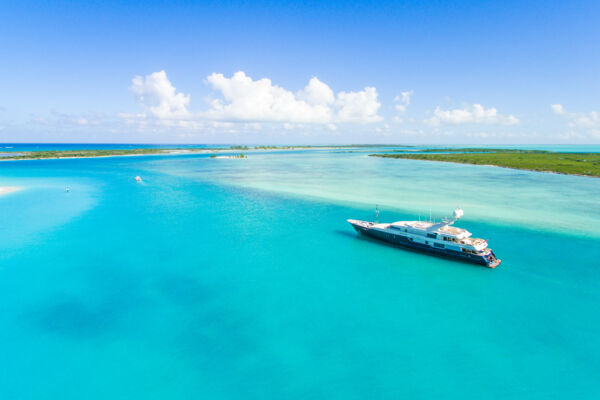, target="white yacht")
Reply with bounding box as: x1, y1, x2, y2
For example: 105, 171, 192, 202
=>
348, 208, 501, 268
